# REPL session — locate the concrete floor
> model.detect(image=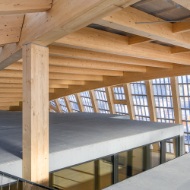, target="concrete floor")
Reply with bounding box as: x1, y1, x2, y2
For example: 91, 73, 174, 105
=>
0, 111, 183, 178
104, 153, 190, 190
